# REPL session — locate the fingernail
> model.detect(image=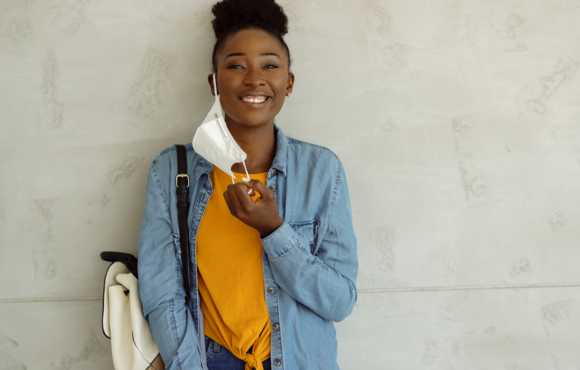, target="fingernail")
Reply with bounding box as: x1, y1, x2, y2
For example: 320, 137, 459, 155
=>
247, 188, 253, 195
242, 177, 250, 183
